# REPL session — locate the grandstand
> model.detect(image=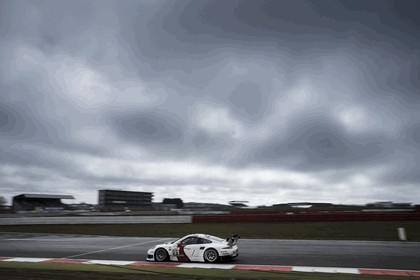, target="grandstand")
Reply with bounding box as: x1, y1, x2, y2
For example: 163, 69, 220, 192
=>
98, 189, 153, 211
12, 194, 74, 212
